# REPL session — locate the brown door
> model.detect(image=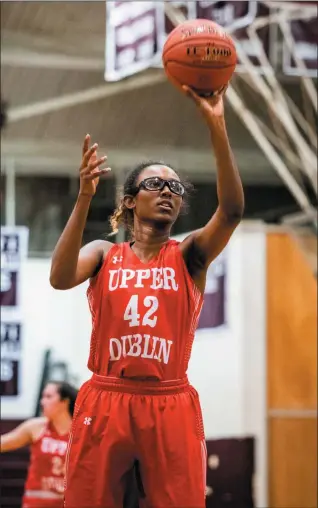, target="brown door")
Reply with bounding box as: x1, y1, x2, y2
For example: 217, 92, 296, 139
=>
267, 232, 317, 508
